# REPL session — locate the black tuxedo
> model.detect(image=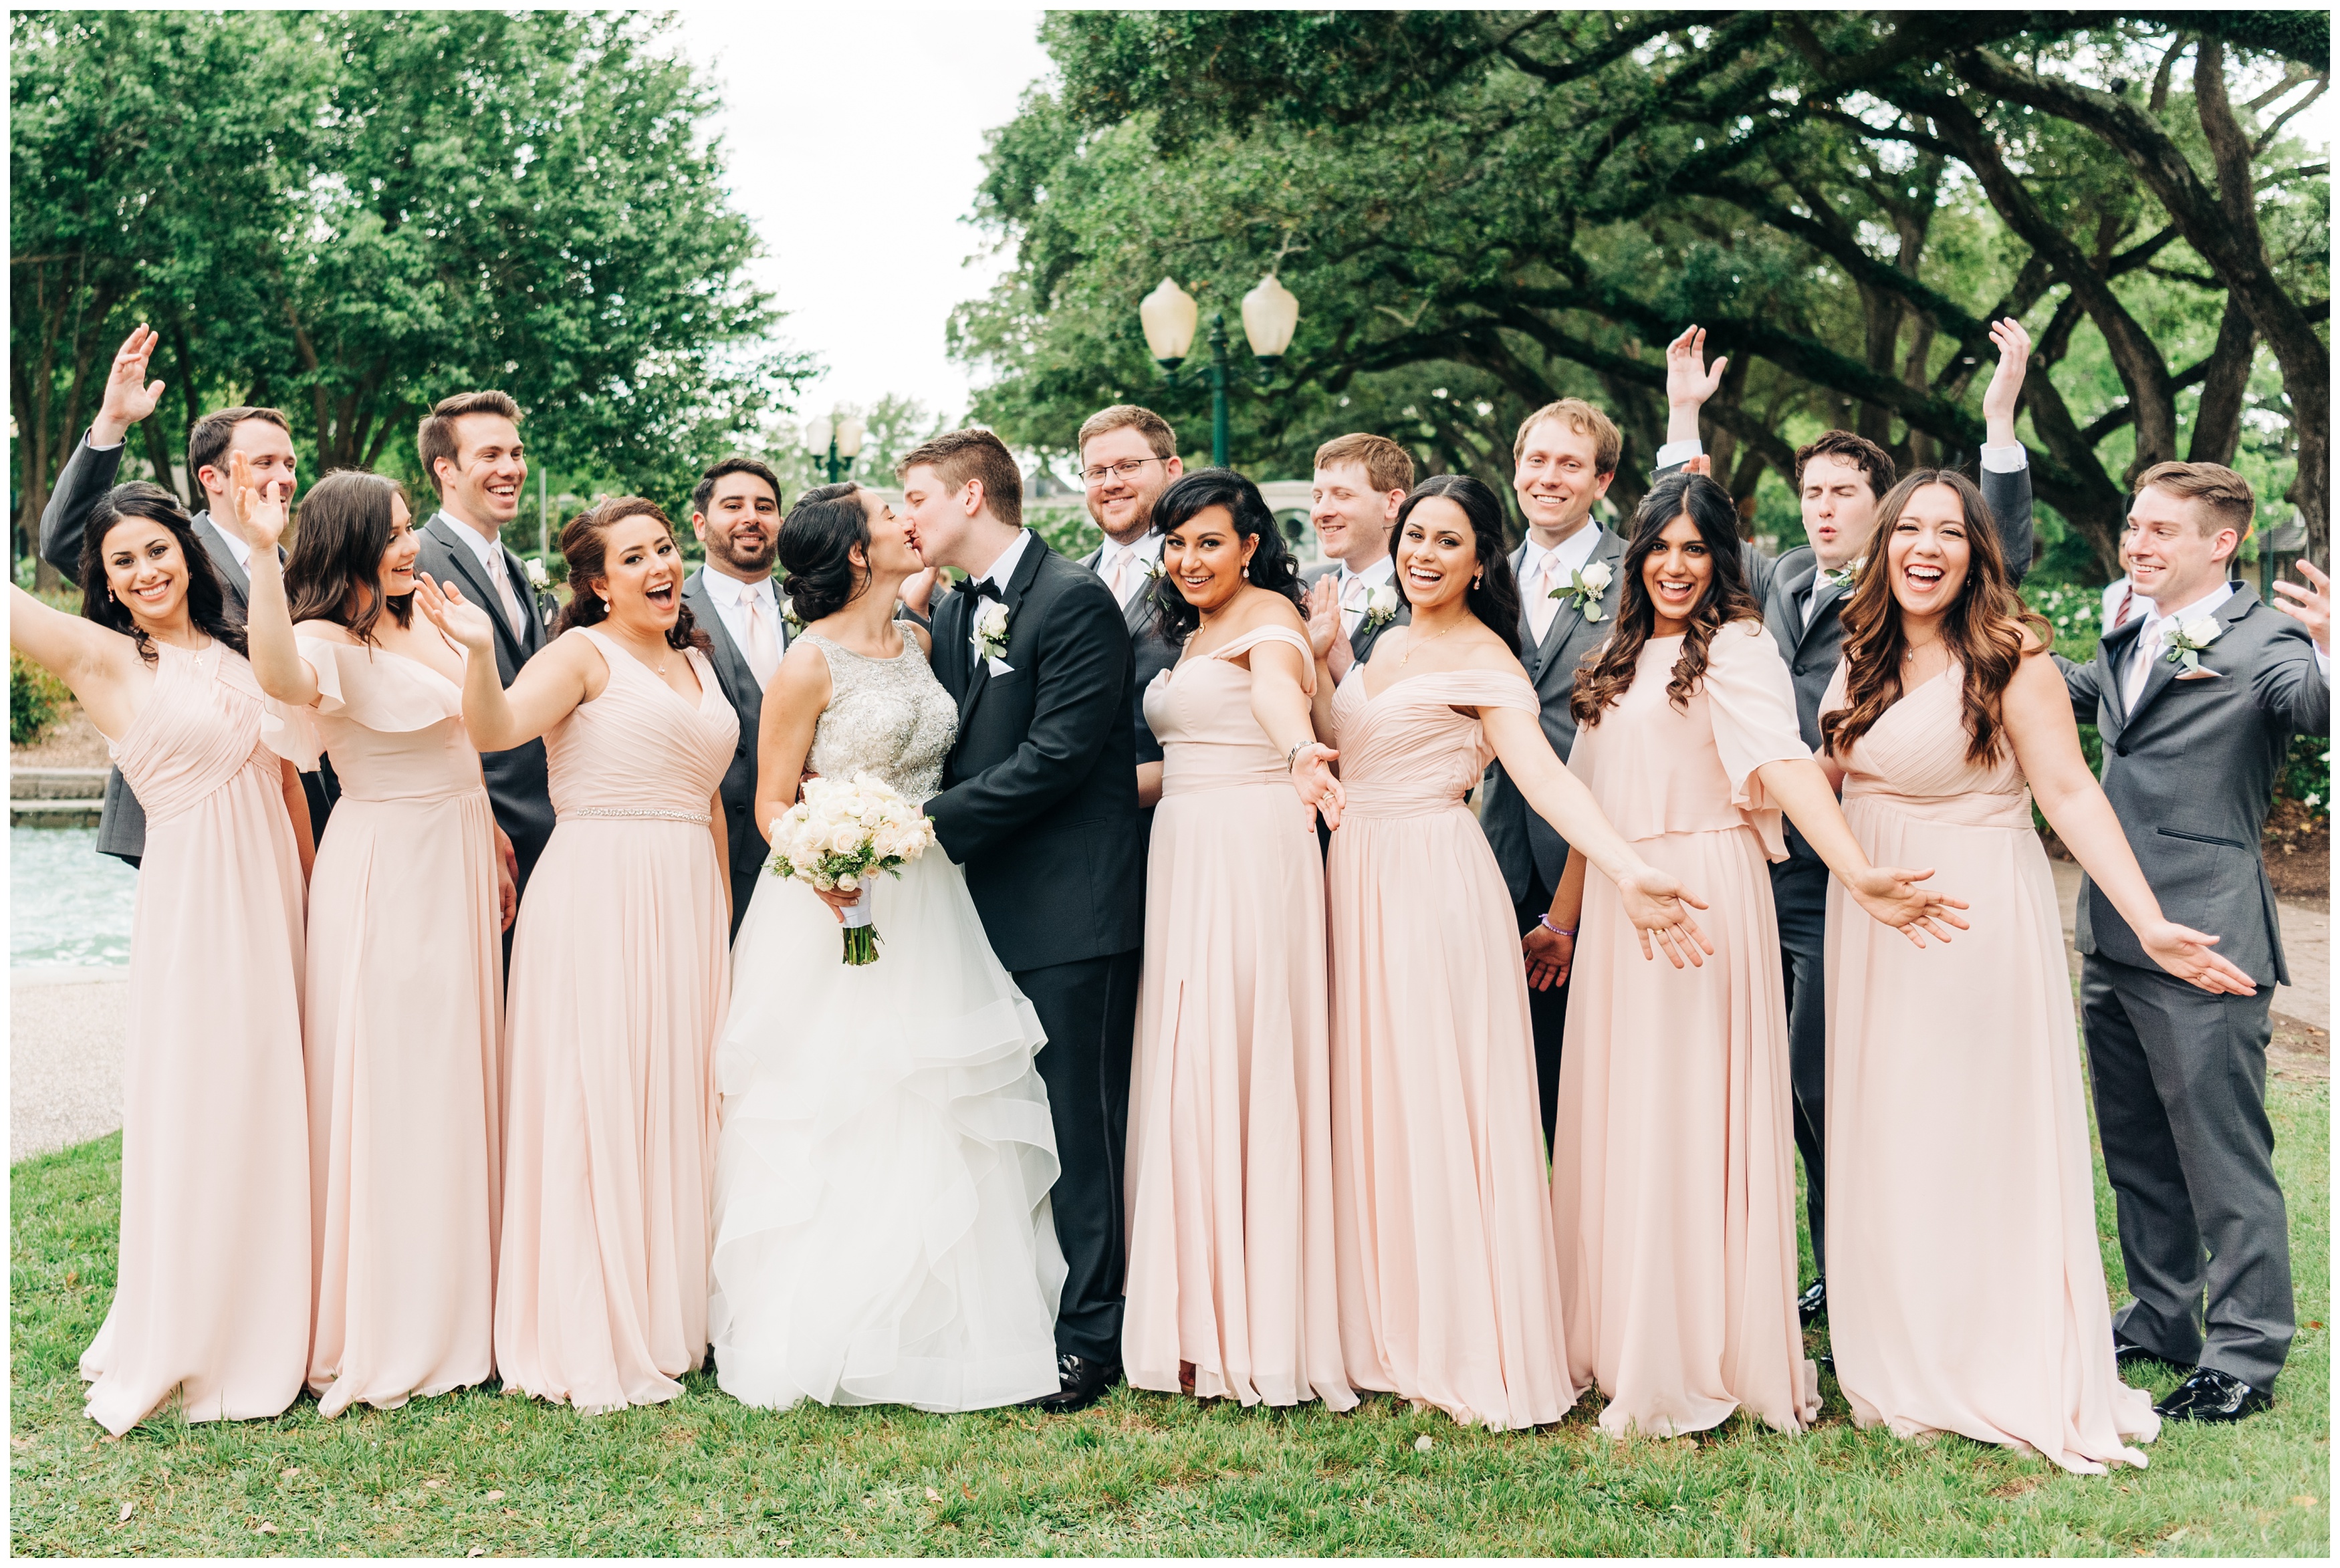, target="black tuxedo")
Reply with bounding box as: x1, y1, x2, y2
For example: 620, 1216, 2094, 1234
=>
38, 430, 336, 863
2055, 587, 2324, 1389
415, 513, 556, 890
683, 567, 784, 938
927, 531, 1145, 1365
